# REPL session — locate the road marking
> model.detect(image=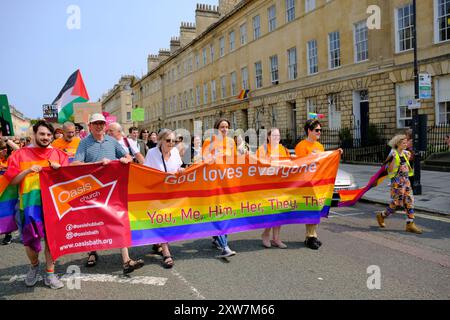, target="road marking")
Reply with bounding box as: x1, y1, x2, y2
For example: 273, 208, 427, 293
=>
343, 231, 450, 268
414, 213, 450, 223
5, 273, 167, 286
170, 269, 205, 300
